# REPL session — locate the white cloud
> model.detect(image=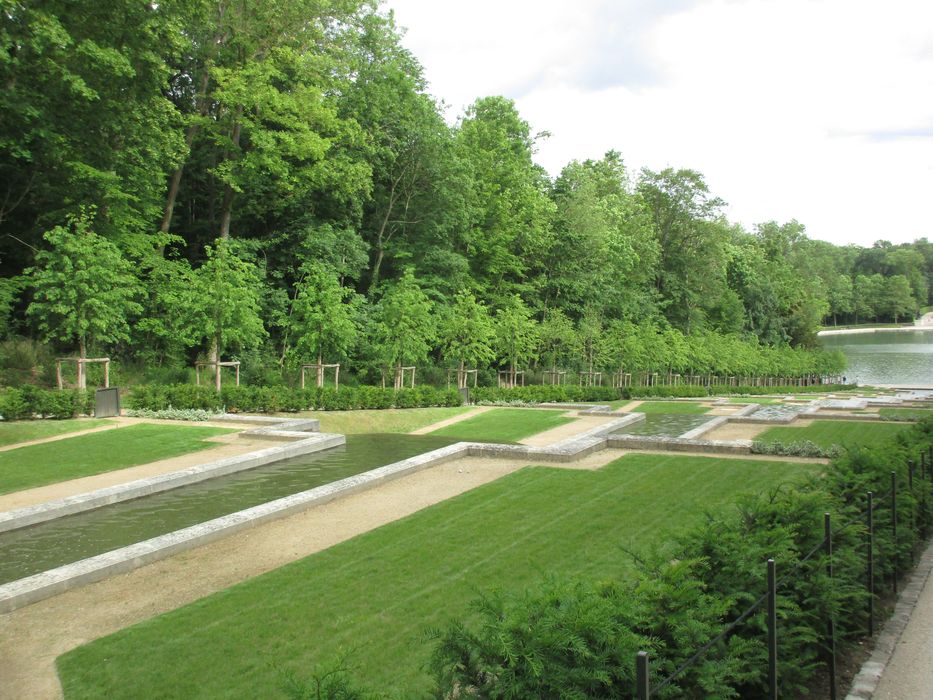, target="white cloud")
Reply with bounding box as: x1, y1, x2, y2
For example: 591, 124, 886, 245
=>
386, 0, 933, 246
